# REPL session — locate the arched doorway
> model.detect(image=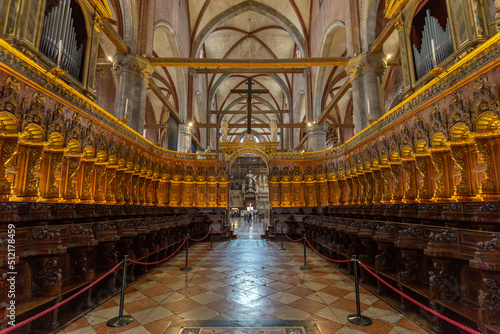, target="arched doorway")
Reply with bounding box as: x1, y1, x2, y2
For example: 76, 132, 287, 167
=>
229, 153, 269, 221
